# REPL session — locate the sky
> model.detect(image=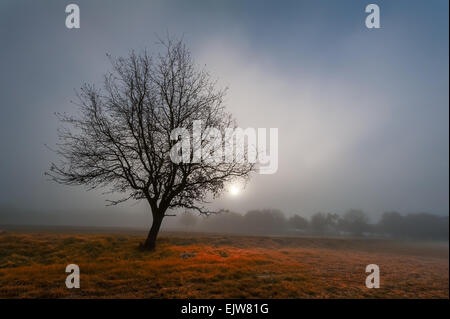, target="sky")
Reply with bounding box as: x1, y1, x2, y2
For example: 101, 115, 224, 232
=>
0, 0, 448, 227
